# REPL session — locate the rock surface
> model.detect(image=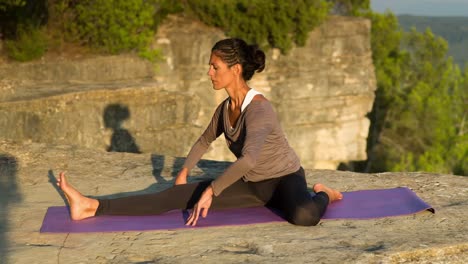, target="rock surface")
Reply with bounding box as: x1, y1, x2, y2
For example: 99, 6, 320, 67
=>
0, 15, 376, 169
1, 140, 467, 263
